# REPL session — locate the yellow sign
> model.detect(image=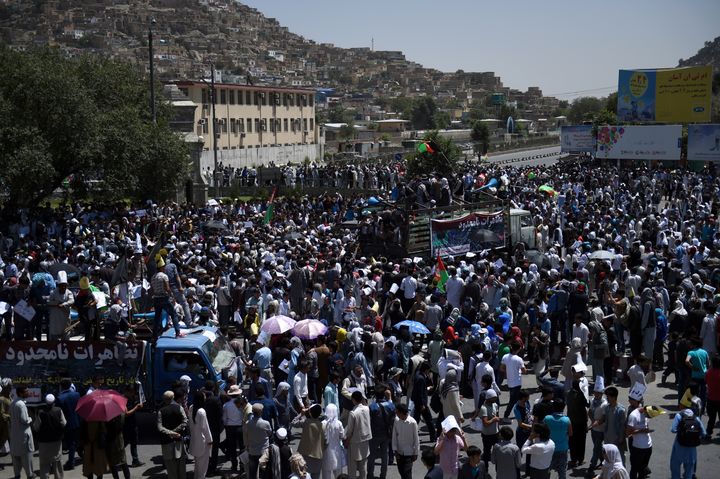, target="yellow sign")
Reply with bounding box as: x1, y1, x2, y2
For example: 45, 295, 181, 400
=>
618, 66, 712, 123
